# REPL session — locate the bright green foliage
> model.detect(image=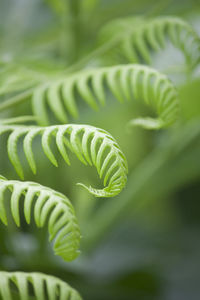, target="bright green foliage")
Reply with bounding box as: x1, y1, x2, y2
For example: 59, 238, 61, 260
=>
0, 16, 198, 119
0, 2, 199, 299
0, 124, 128, 197
99, 16, 200, 68
32, 64, 178, 129
0, 271, 82, 300
0, 177, 81, 261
